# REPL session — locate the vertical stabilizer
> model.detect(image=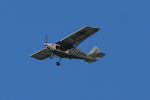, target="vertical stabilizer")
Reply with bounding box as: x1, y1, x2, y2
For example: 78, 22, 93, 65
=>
88, 47, 105, 58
